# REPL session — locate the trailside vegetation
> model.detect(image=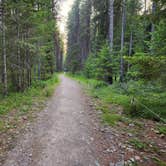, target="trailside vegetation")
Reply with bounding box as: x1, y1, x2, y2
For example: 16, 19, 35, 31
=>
66, 0, 166, 122
0, 0, 63, 96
